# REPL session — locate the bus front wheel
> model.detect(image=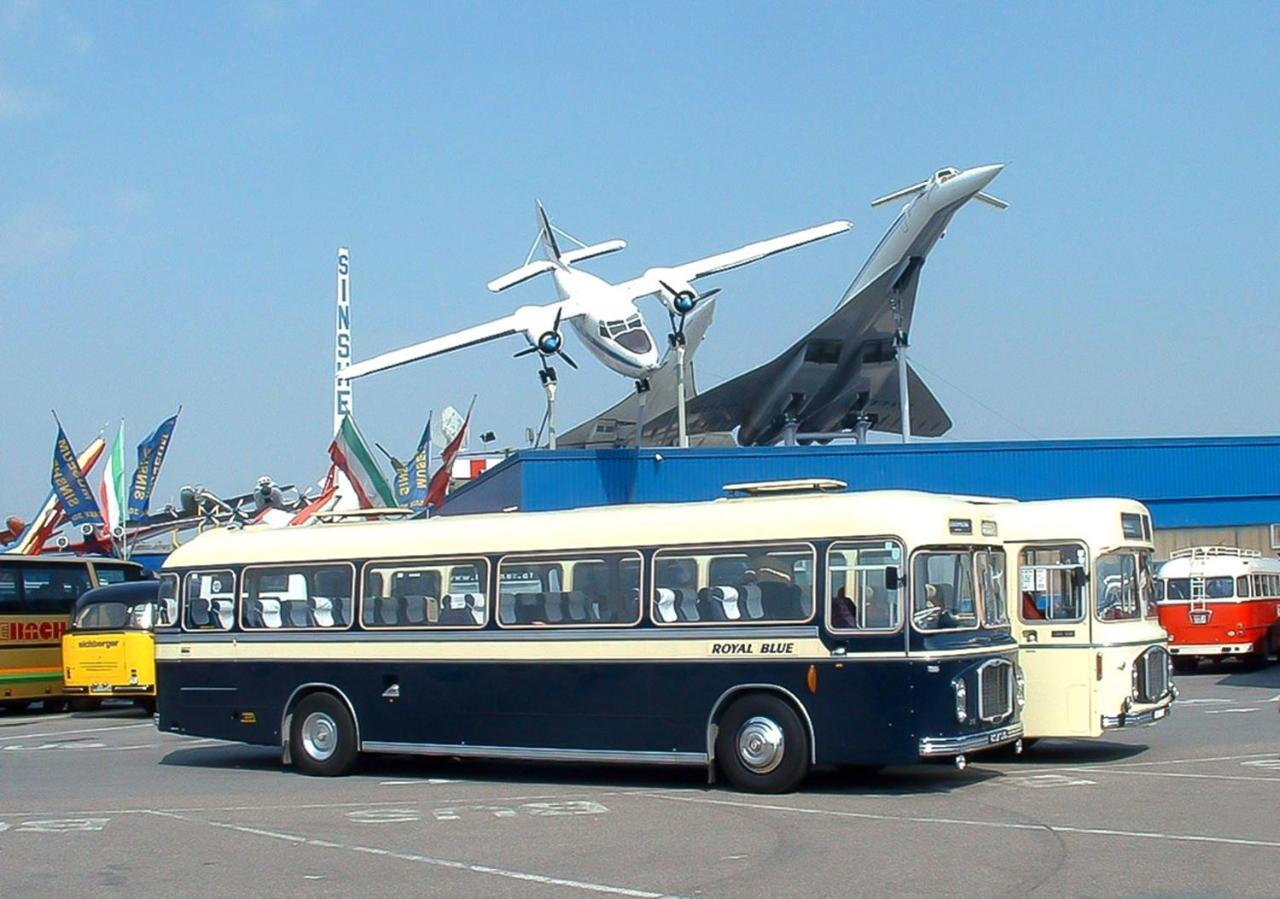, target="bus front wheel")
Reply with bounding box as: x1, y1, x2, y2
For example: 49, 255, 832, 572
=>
715, 693, 810, 794
289, 693, 359, 777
